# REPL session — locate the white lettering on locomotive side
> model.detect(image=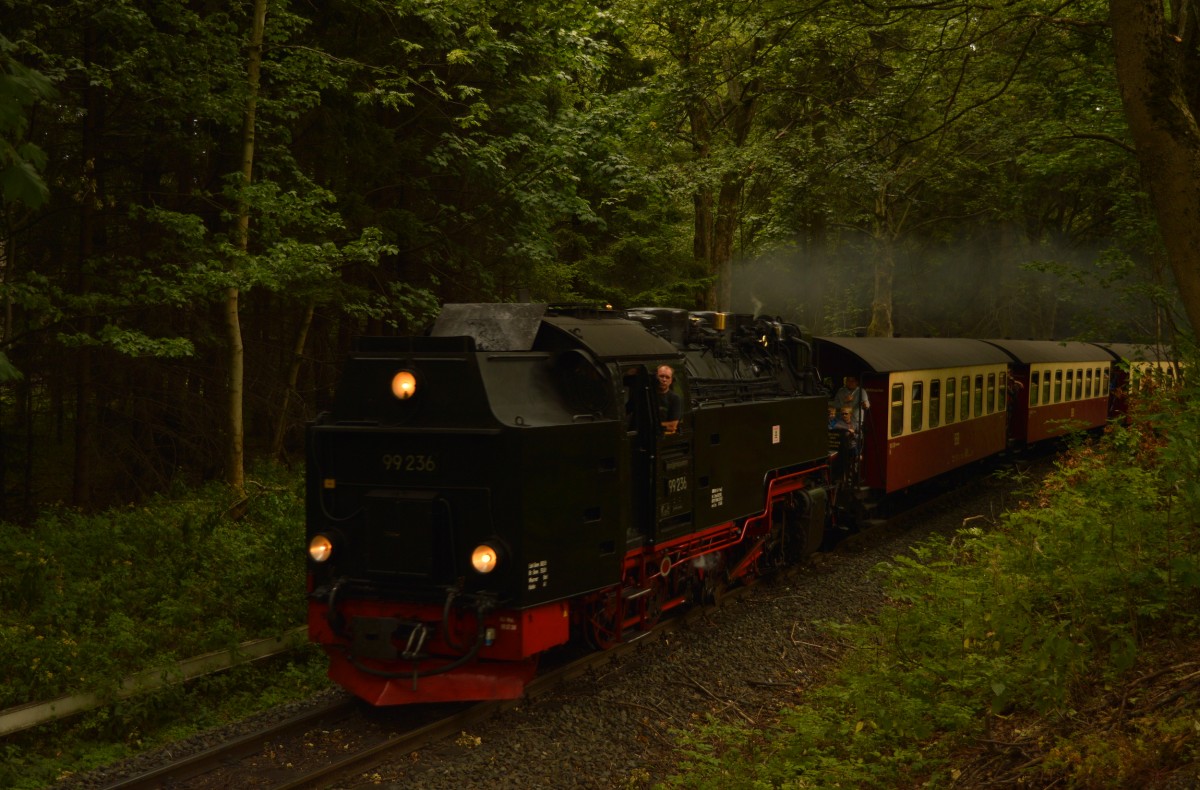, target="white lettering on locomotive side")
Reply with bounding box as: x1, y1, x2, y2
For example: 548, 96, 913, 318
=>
772, 424, 781, 444
711, 487, 724, 508
527, 560, 550, 590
